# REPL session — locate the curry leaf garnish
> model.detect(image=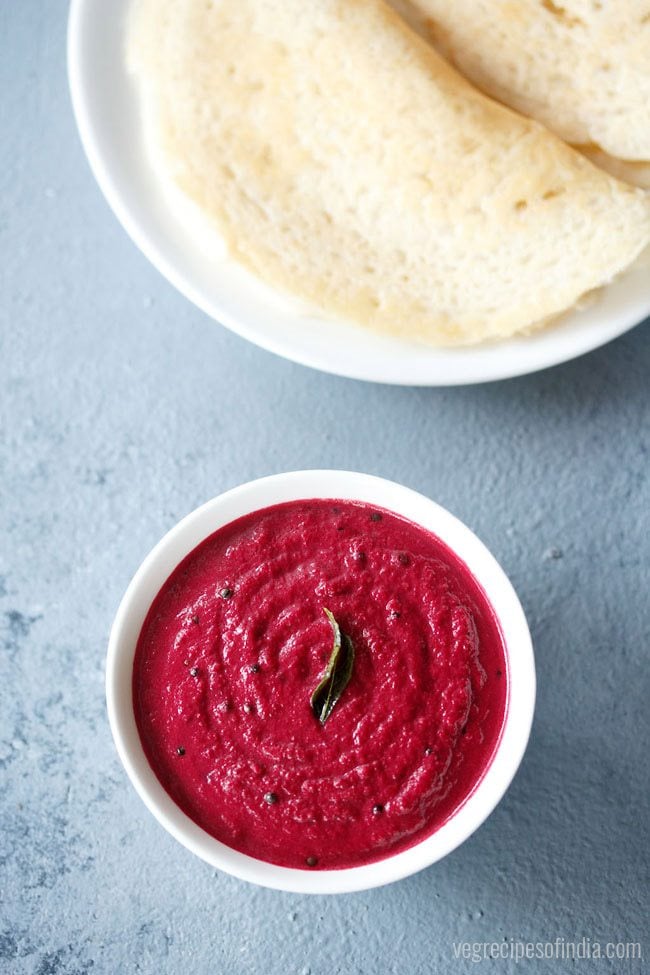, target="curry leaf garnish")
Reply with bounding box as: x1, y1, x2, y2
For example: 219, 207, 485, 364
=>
310, 609, 355, 725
